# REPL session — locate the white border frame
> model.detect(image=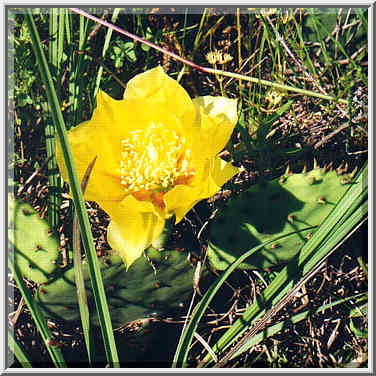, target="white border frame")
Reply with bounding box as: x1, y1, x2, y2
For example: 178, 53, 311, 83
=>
2, 2, 373, 374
